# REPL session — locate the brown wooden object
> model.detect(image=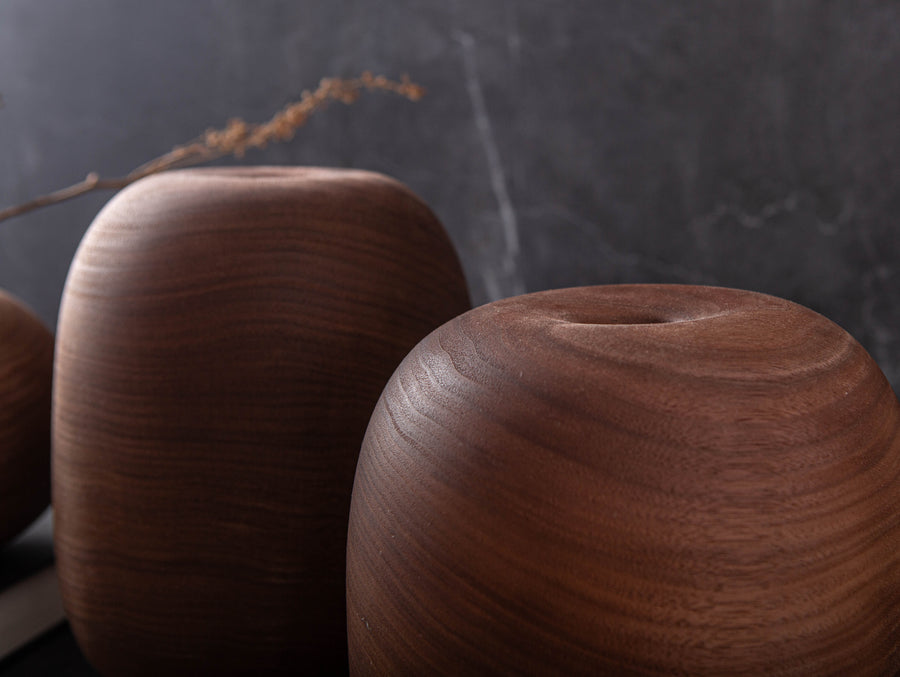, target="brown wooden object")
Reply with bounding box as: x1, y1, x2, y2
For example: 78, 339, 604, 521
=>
0, 291, 53, 546
347, 284, 900, 676
52, 167, 470, 676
